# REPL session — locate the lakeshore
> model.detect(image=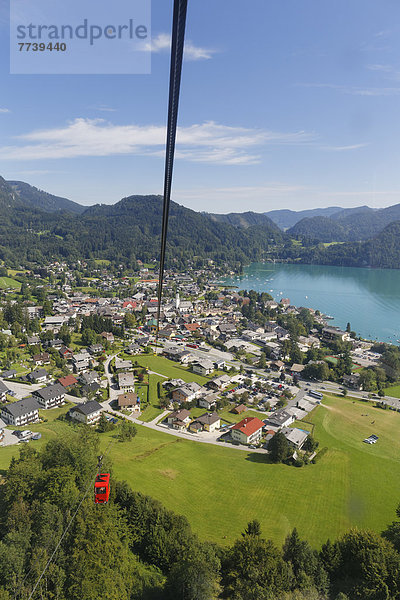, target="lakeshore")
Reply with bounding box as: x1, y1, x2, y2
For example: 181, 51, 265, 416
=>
222, 262, 400, 344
